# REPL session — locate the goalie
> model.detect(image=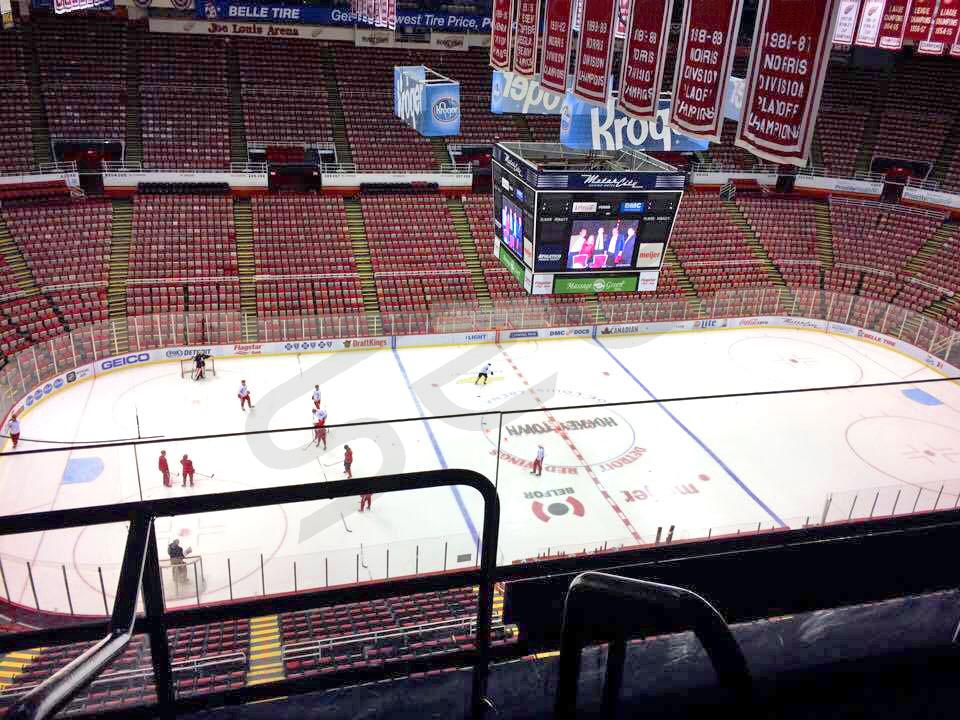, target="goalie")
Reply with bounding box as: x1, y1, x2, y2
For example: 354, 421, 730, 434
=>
192, 351, 212, 381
